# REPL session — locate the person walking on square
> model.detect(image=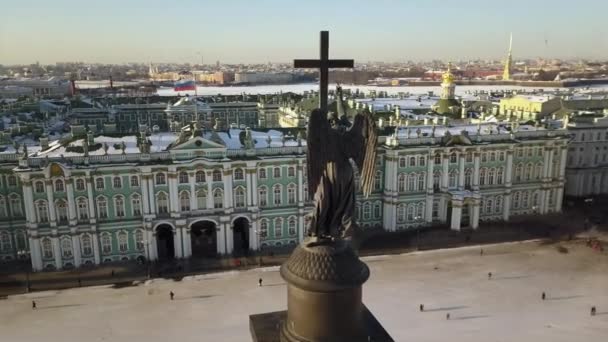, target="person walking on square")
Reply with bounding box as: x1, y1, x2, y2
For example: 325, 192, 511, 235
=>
591, 306, 596, 316
258, 278, 263, 287
488, 272, 492, 279
170, 291, 174, 300
542, 292, 546, 300
446, 313, 450, 320
32, 301, 36, 309
419, 304, 424, 312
